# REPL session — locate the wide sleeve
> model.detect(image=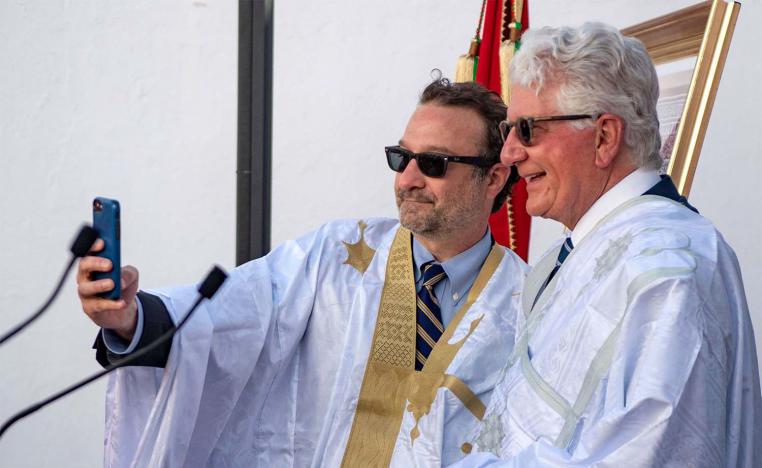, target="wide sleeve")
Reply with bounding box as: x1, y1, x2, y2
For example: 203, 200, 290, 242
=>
102, 223, 338, 468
